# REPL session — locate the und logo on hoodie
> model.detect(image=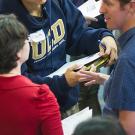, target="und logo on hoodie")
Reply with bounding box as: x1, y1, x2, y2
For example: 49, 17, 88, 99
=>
29, 19, 65, 61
